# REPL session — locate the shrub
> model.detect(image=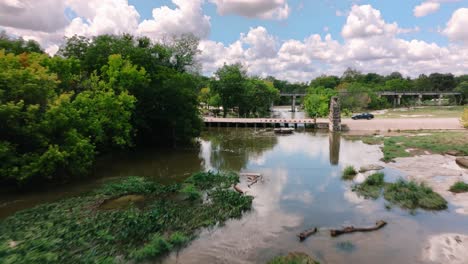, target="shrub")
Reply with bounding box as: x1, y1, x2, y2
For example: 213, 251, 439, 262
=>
352, 172, 385, 199
384, 180, 447, 210
342, 166, 357, 180
449, 181, 468, 193
180, 184, 201, 201
462, 108, 468, 128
